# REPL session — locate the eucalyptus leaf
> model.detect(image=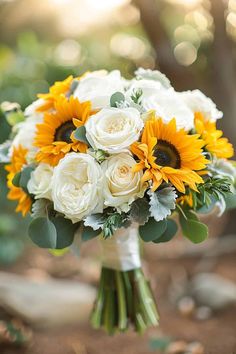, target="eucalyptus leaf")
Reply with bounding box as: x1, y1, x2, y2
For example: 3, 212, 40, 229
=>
31, 199, 52, 218
130, 198, 150, 225
12, 172, 21, 187
20, 165, 35, 193
139, 217, 167, 242
81, 225, 101, 241
153, 219, 178, 243
110, 92, 125, 107
73, 126, 89, 144
50, 216, 78, 249
179, 212, 208, 244
28, 217, 57, 249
